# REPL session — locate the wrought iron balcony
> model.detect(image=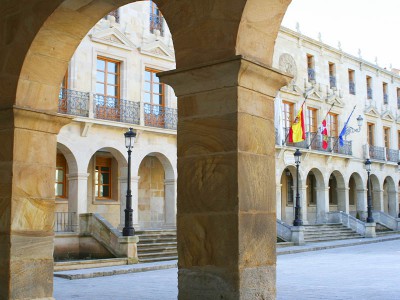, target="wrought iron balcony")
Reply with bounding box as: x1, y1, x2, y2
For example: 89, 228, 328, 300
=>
94, 94, 140, 125
398, 97, 400, 109
387, 148, 399, 162
332, 139, 352, 156
307, 68, 315, 82
54, 212, 77, 233
383, 94, 389, 105
329, 76, 336, 89
144, 103, 177, 130
349, 81, 356, 95
367, 88, 373, 99
58, 88, 89, 117
150, 13, 164, 36
282, 127, 308, 149
369, 145, 385, 161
